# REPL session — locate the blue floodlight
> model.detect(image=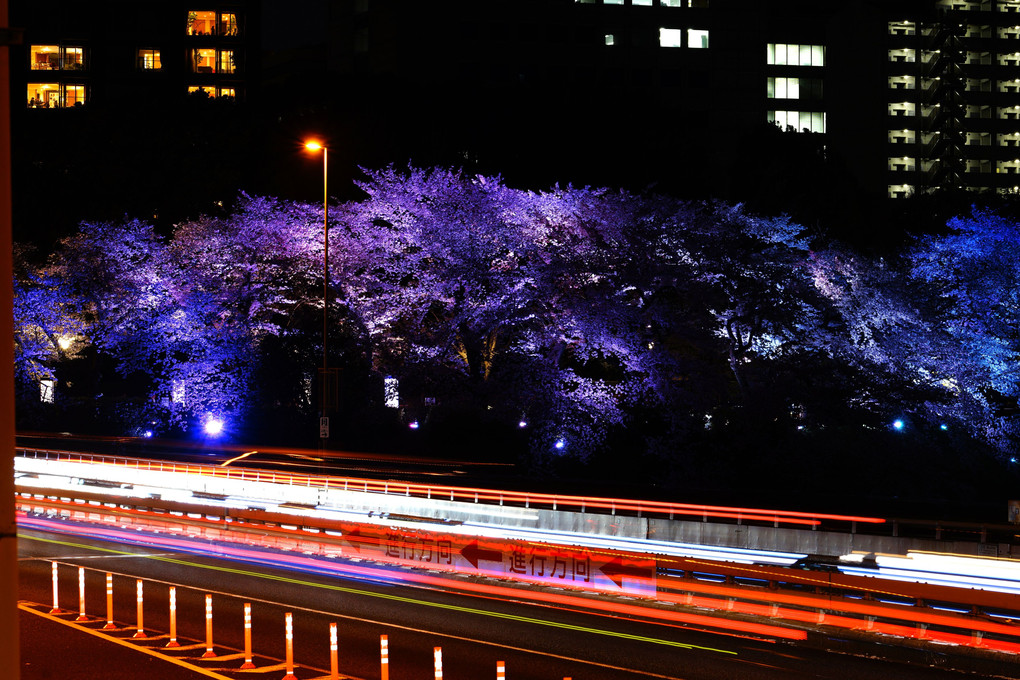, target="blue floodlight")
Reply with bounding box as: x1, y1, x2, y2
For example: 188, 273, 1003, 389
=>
408, 420, 419, 430
892, 419, 905, 431
203, 415, 225, 437
940, 423, 949, 431
518, 419, 528, 429
142, 430, 153, 438
554, 438, 566, 450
